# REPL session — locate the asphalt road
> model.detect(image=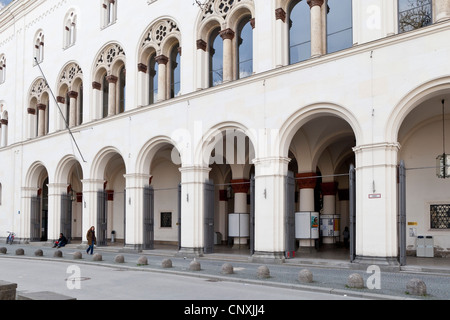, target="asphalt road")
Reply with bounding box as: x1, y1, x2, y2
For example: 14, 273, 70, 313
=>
0, 258, 362, 301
